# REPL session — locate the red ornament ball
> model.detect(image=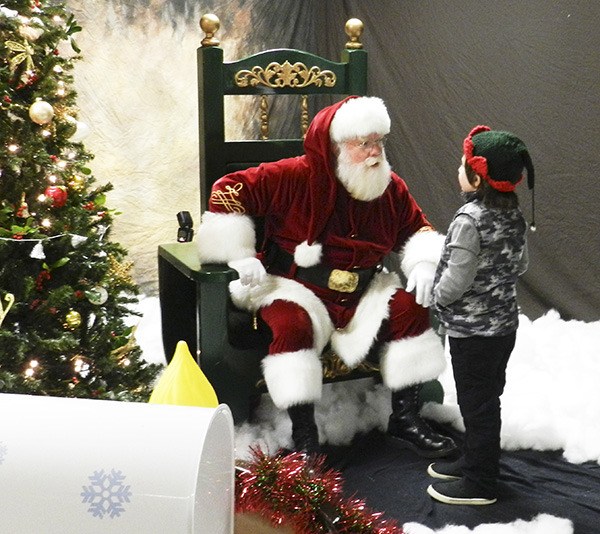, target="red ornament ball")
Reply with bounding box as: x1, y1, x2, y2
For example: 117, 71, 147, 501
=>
44, 185, 68, 208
